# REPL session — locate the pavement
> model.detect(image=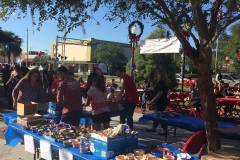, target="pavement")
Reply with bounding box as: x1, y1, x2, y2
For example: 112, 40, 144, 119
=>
0, 108, 239, 160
